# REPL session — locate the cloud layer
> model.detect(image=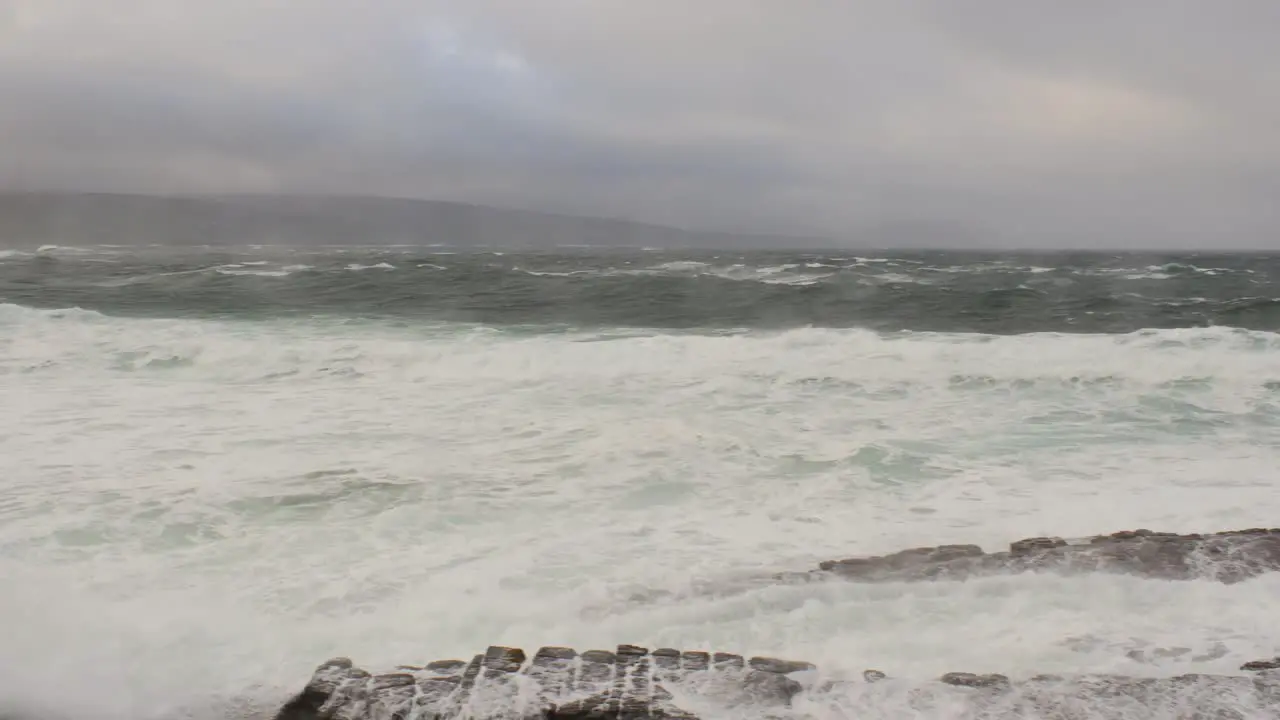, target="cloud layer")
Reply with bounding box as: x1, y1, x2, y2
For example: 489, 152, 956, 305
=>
2, 1, 1278, 247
